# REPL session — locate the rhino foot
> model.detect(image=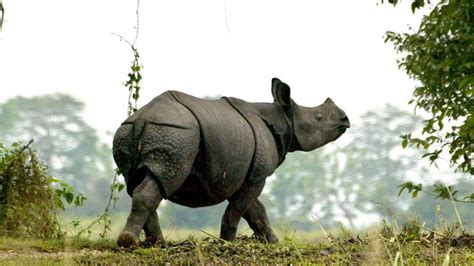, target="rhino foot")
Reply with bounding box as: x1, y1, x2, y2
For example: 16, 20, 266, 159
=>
253, 233, 279, 244
117, 230, 138, 248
